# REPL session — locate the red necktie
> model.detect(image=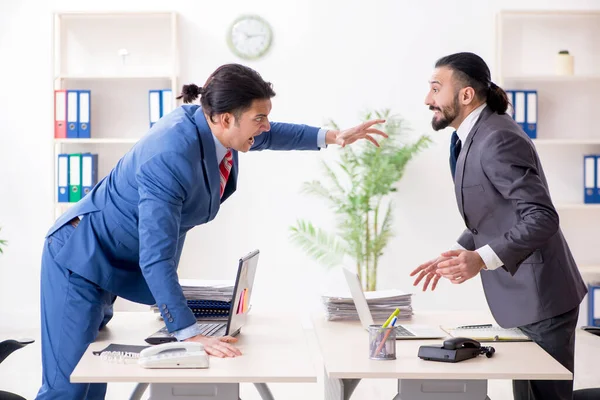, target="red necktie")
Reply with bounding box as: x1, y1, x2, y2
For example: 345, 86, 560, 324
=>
219, 149, 233, 198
